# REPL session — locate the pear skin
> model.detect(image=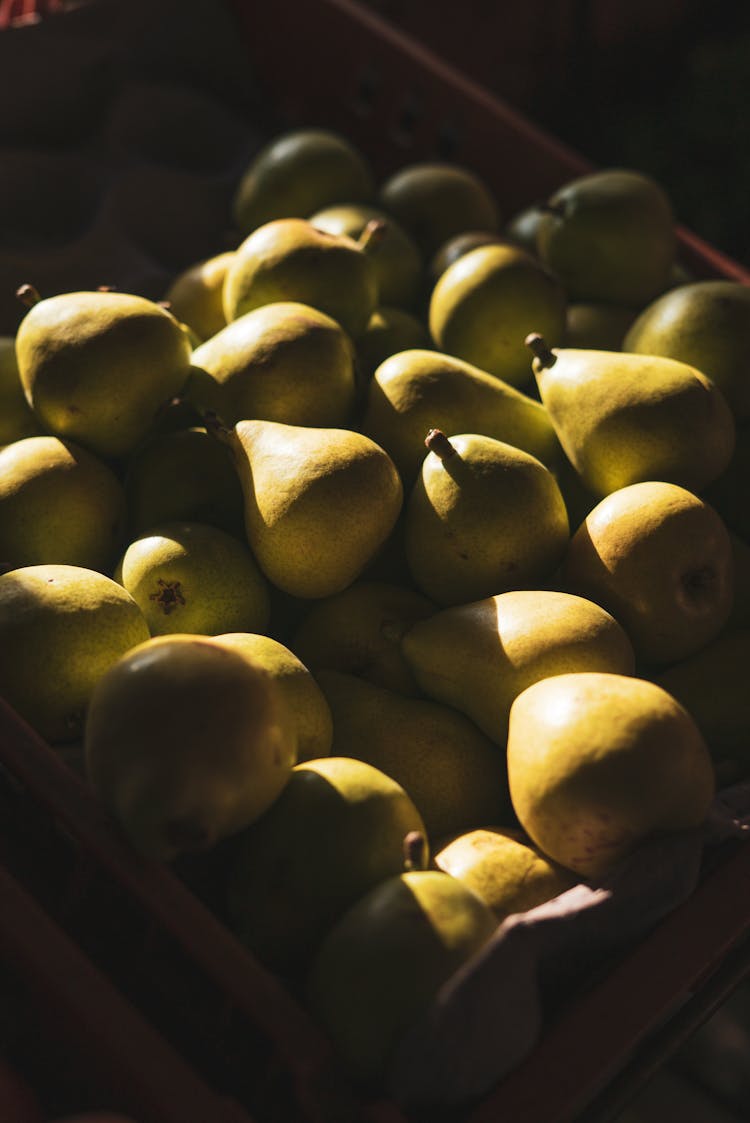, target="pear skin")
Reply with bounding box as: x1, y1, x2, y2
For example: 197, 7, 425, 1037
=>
0, 337, 42, 446
164, 250, 235, 342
